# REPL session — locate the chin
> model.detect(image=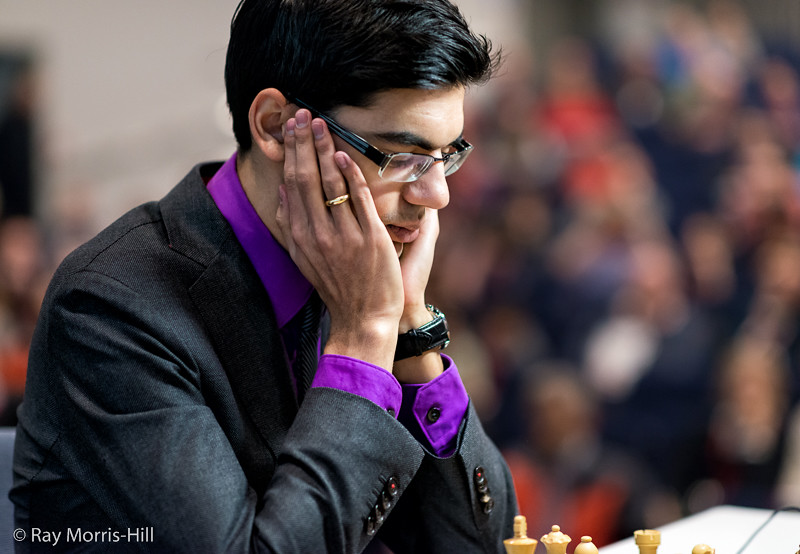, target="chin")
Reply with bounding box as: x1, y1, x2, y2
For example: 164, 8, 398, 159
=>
394, 242, 404, 258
